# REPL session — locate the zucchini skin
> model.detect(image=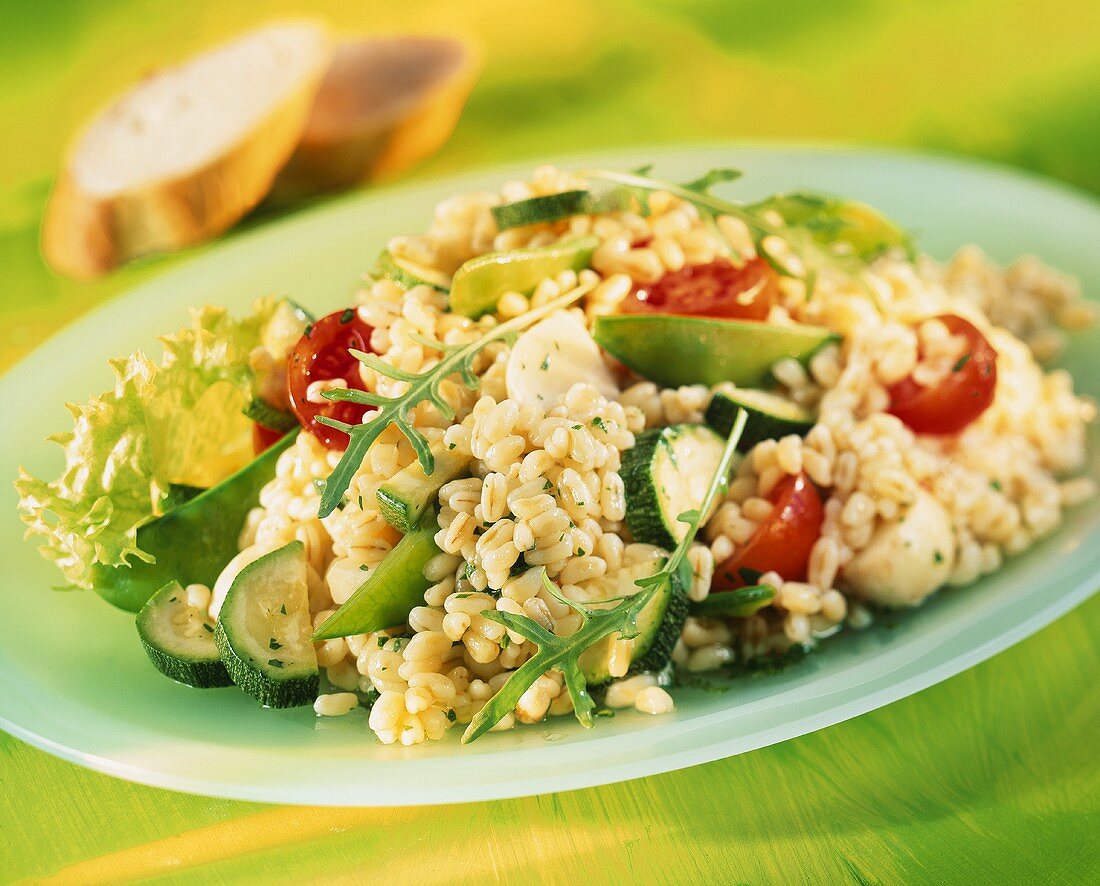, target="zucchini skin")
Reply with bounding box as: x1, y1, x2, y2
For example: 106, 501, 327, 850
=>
620, 427, 682, 550
491, 189, 630, 230
136, 580, 232, 689
628, 579, 690, 676
214, 542, 319, 709
138, 636, 232, 689
705, 391, 813, 452
215, 622, 319, 709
